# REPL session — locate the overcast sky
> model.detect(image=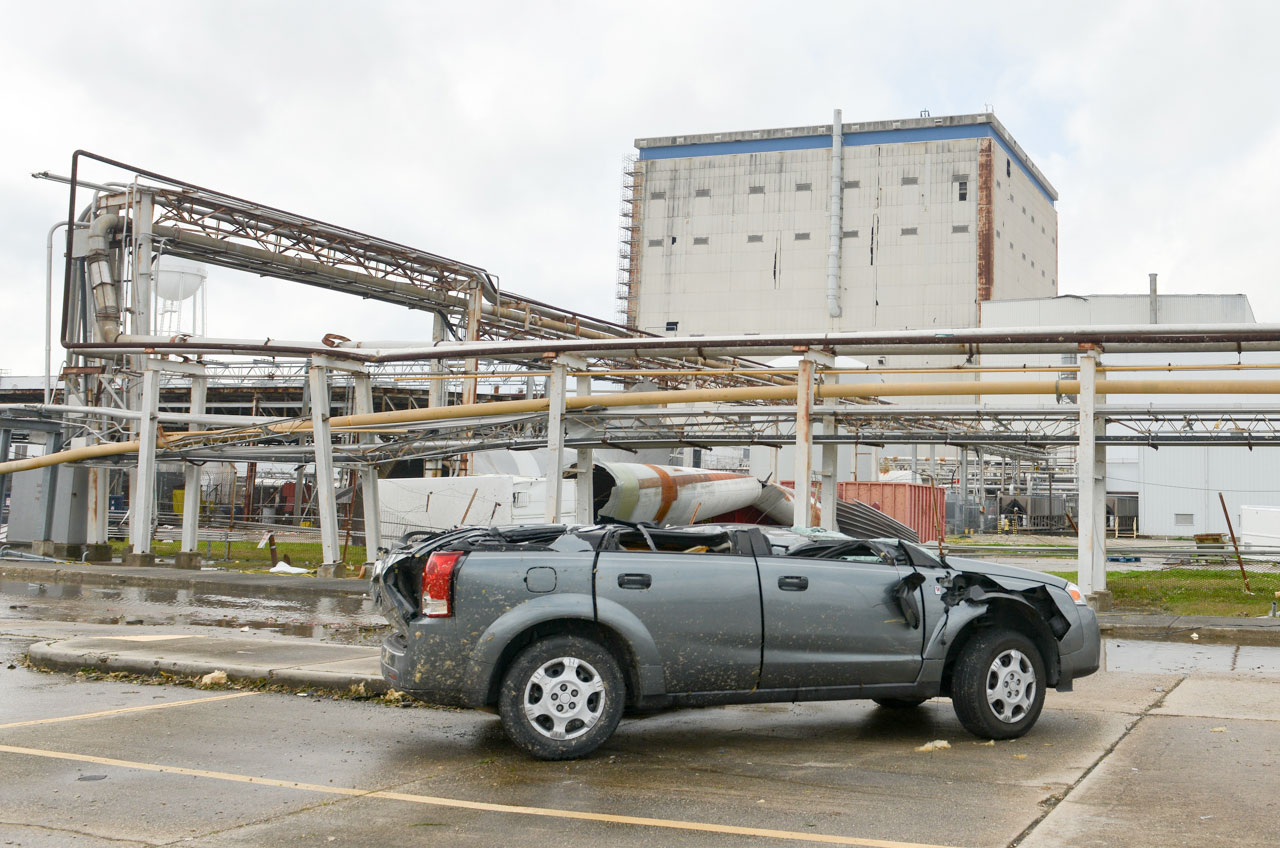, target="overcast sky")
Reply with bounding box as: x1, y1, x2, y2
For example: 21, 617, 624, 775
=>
1, 0, 1277, 377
